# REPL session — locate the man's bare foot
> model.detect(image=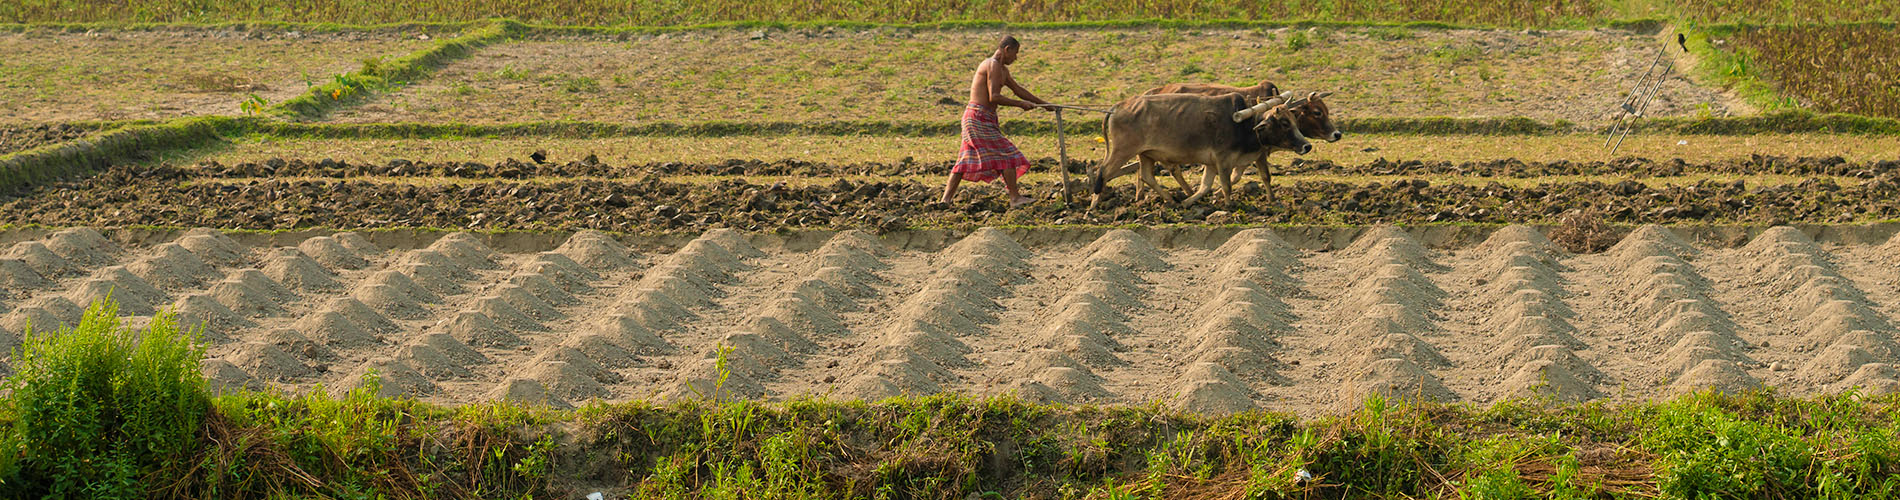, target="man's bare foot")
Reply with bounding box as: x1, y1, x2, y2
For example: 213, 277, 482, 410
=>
1008, 195, 1034, 208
